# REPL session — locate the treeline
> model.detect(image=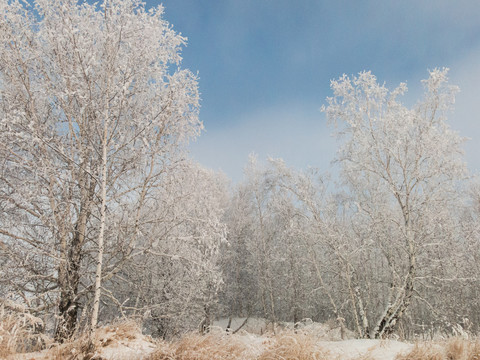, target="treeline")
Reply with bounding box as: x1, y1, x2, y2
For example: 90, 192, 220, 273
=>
217, 69, 480, 339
